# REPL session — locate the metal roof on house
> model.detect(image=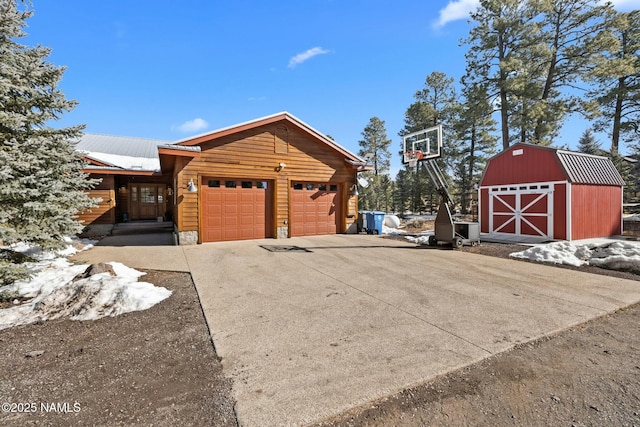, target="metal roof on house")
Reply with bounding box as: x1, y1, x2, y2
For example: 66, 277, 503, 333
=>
75, 133, 169, 159
556, 150, 625, 186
